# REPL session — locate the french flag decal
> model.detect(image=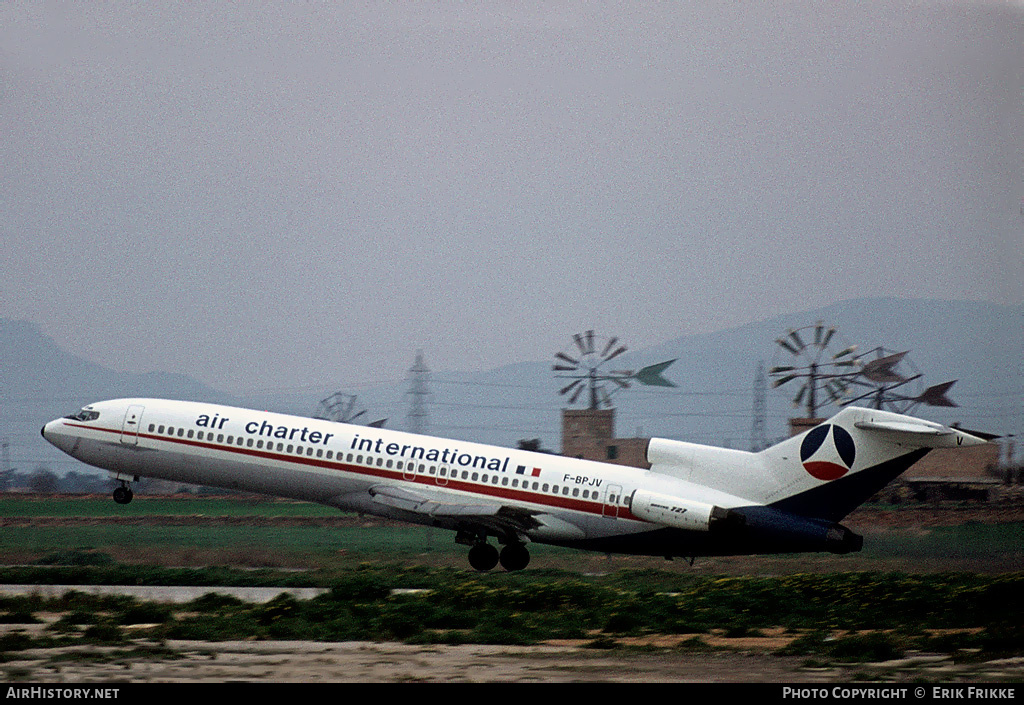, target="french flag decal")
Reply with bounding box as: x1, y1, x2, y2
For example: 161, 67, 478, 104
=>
516, 465, 542, 477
